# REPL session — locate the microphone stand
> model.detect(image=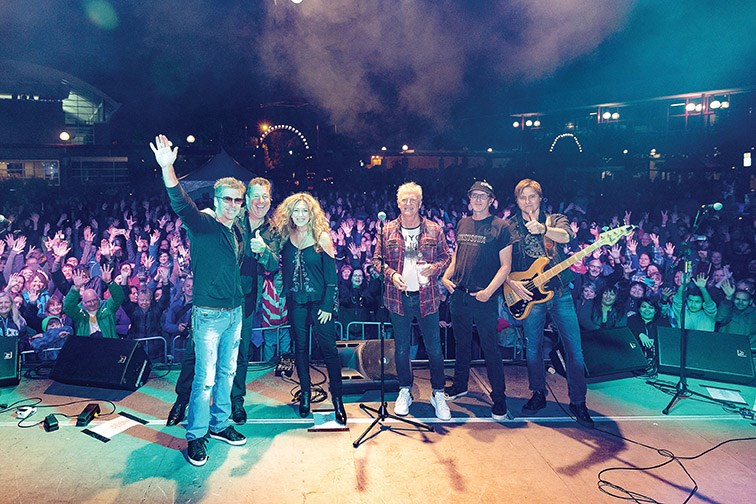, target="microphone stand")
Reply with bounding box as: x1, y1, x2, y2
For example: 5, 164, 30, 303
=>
353, 214, 434, 448
661, 207, 726, 414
